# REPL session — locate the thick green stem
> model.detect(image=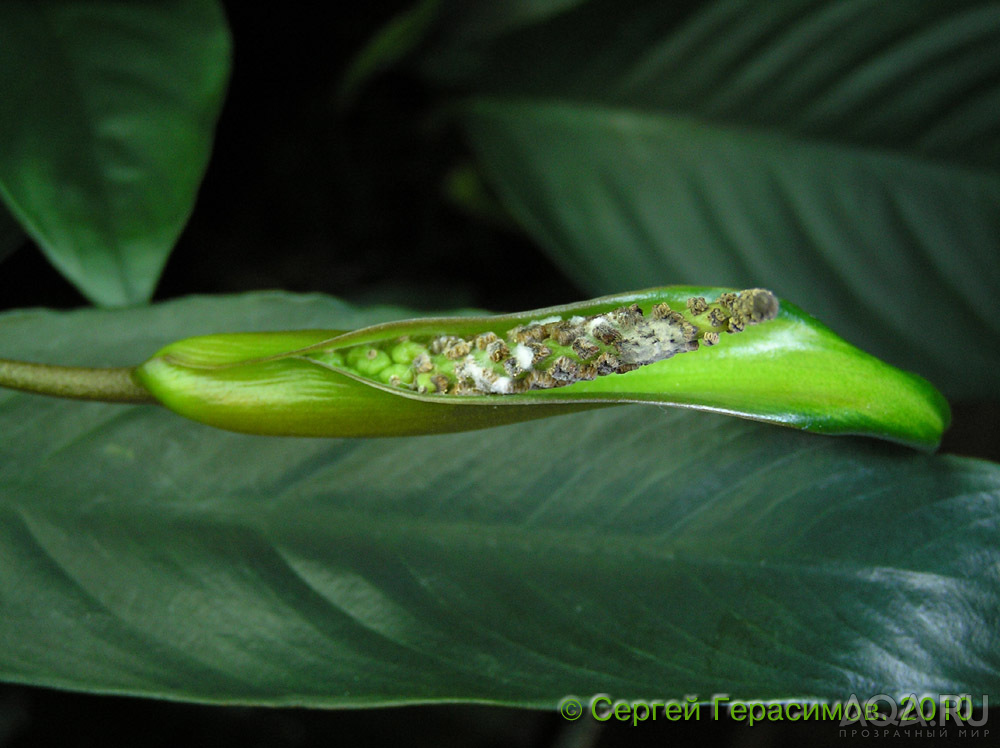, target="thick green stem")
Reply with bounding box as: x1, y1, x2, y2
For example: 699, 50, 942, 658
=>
0, 358, 157, 404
